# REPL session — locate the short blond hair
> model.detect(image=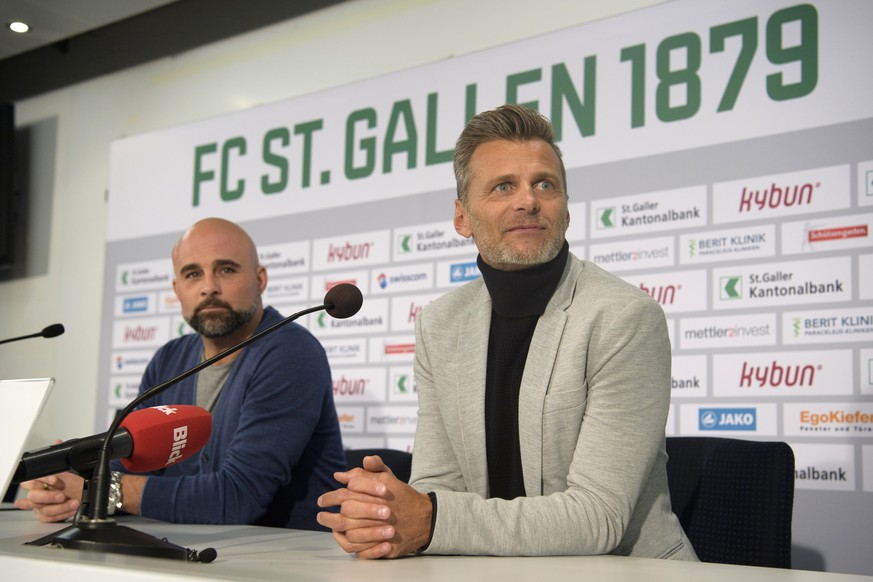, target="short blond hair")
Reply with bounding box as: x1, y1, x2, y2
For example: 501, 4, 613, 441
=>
453, 104, 566, 205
